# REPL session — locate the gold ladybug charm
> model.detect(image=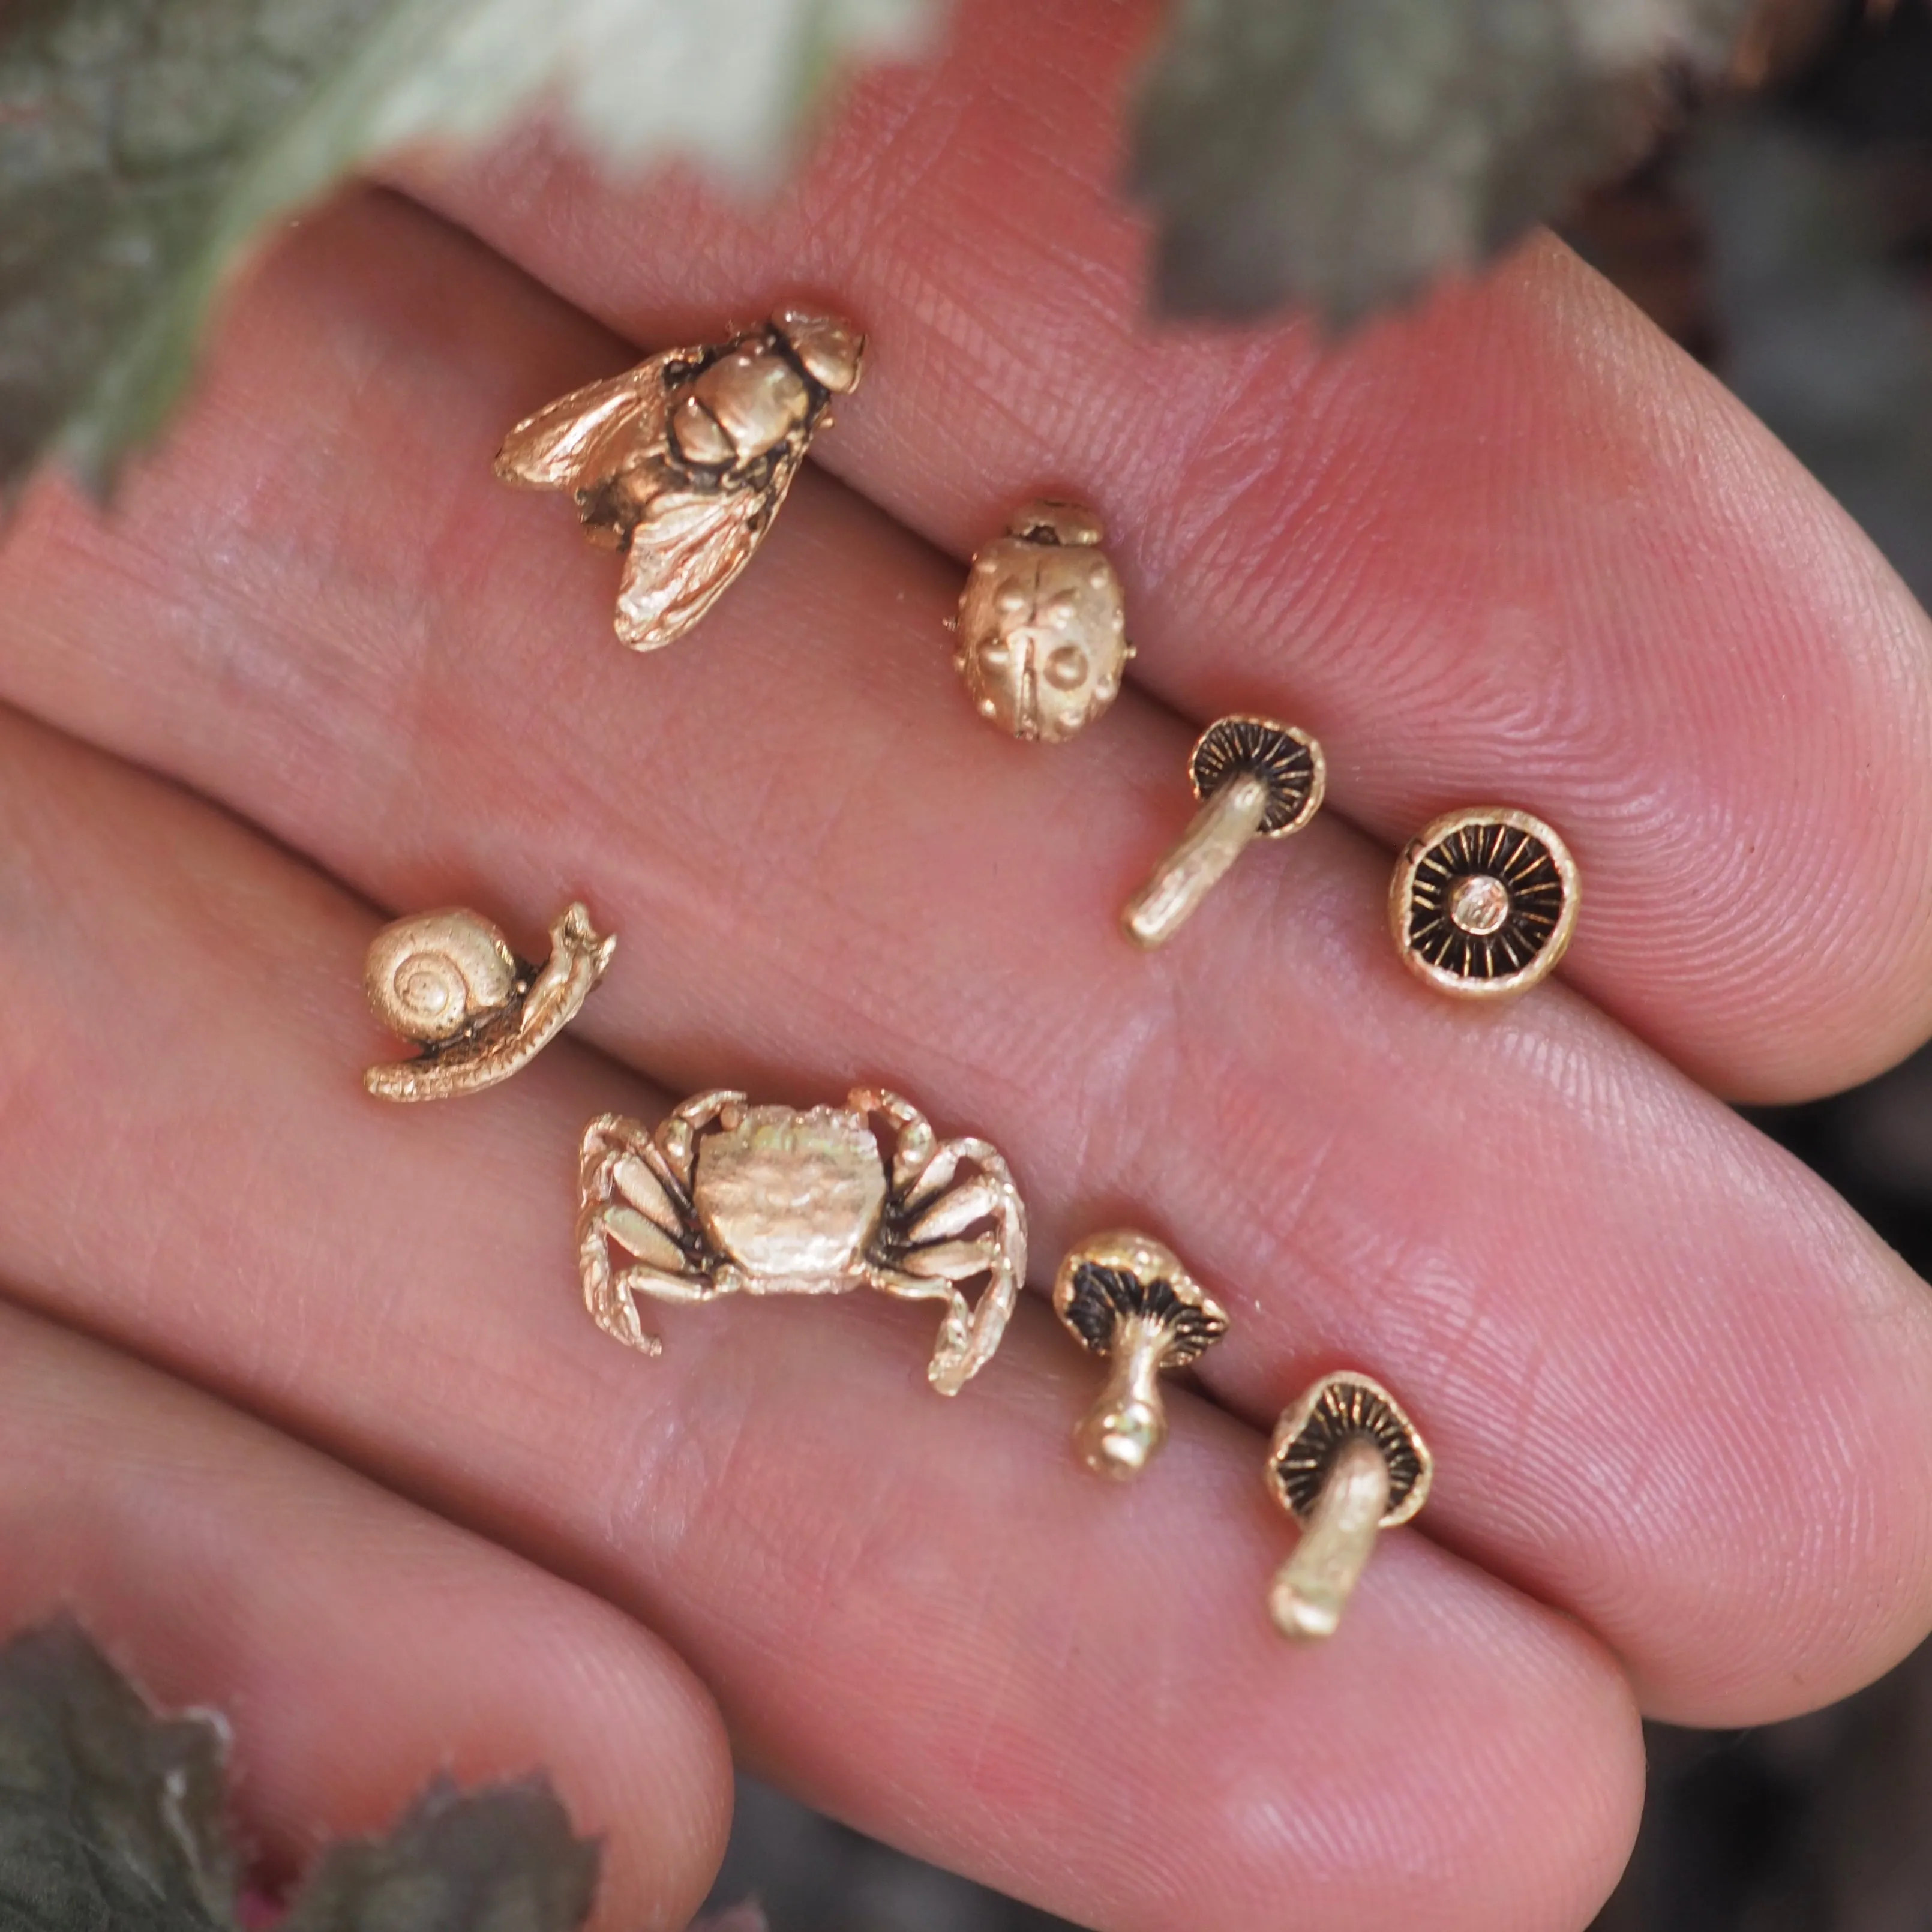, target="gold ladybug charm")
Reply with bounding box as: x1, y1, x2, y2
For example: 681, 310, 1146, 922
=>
953, 501, 1132, 743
